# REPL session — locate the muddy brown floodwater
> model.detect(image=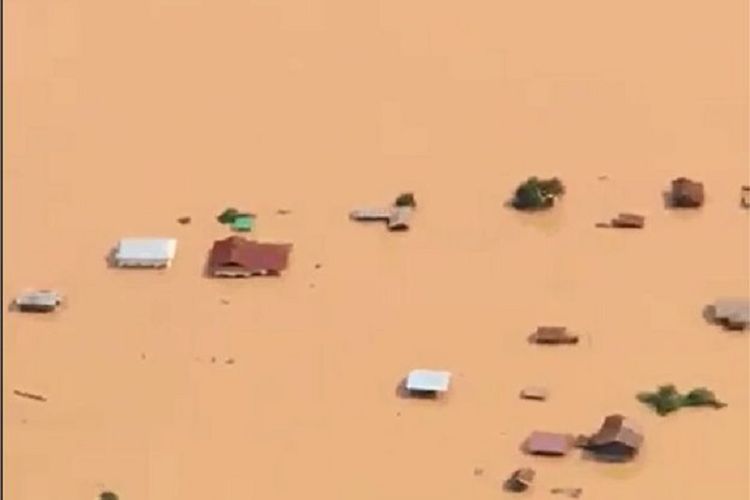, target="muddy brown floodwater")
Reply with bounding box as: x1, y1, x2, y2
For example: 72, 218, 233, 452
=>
4, 0, 748, 499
